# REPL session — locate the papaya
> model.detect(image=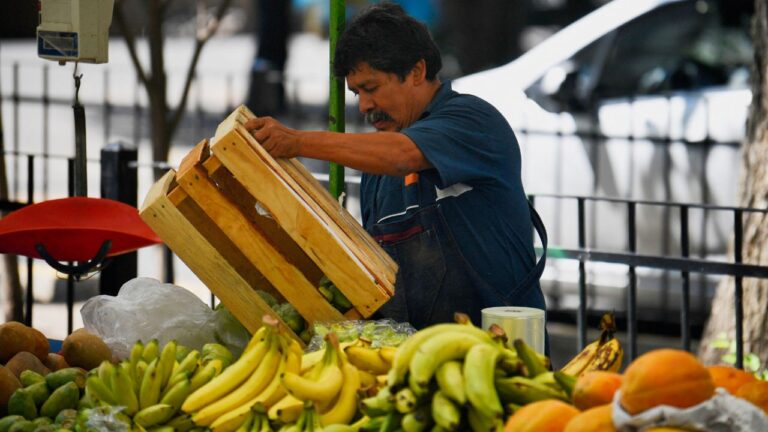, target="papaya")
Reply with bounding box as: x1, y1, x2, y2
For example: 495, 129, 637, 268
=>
571, 371, 622, 411
6, 389, 36, 420
735, 380, 768, 414
39, 382, 79, 419
707, 364, 757, 395
620, 349, 714, 415
564, 404, 616, 432
504, 399, 579, 432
